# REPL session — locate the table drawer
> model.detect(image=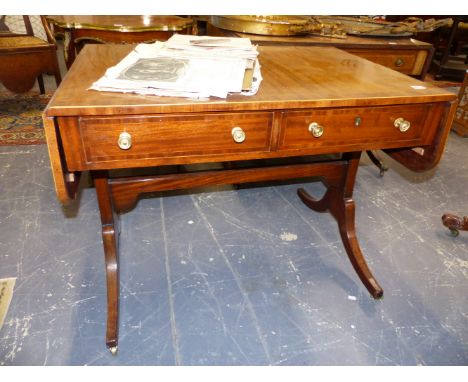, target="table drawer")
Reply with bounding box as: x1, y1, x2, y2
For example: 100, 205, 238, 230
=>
79, 112, 273, 163
279, 104, 431, 151
347, 49, 427, 75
